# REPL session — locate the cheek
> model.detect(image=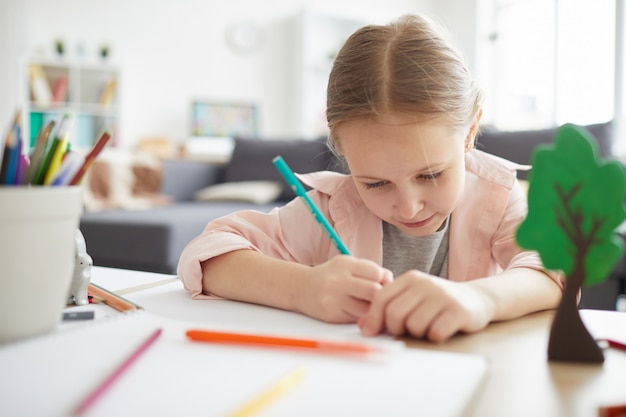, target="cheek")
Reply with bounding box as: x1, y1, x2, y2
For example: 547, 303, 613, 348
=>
423, 166, 466, 213
357, 190, 389, 217
439, 168, 466, 209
